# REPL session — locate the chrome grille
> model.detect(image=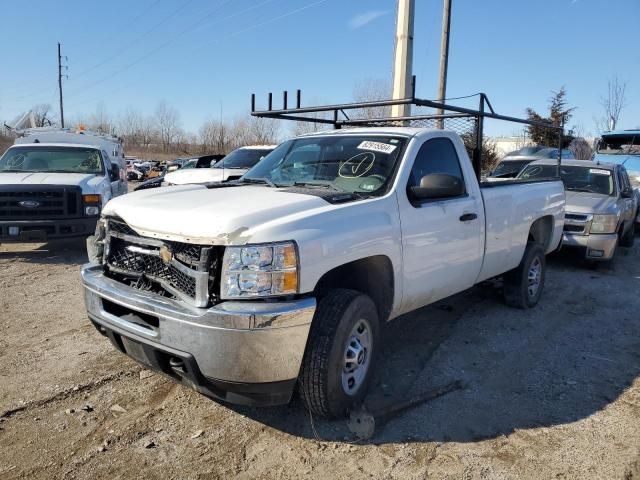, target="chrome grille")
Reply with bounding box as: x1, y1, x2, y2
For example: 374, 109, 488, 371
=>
563, 212, 592, 236
104, 218, 213, 306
